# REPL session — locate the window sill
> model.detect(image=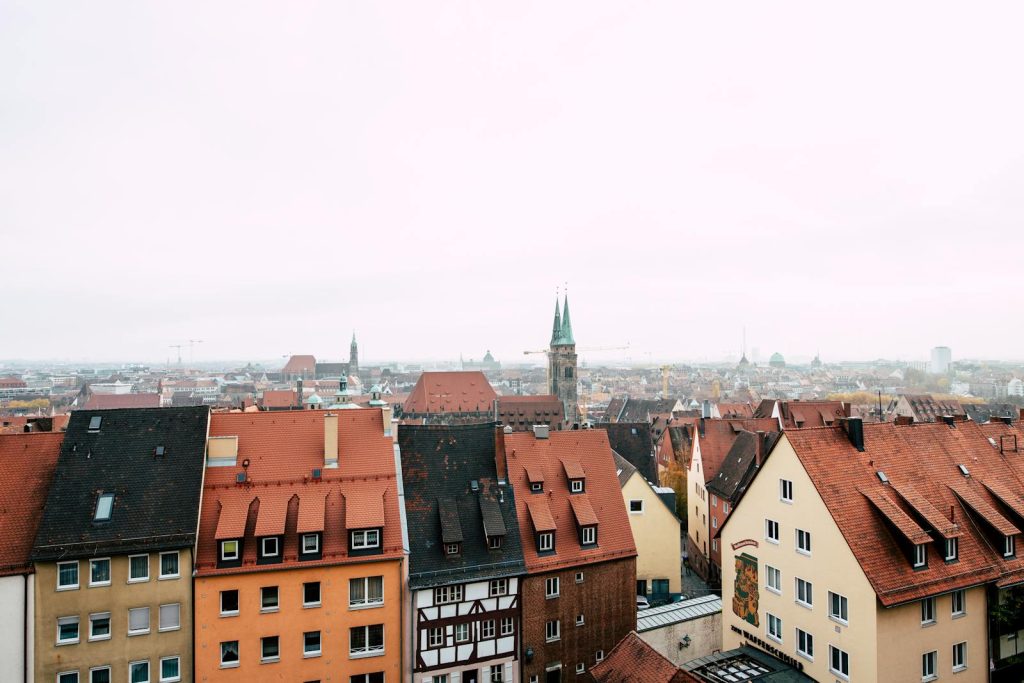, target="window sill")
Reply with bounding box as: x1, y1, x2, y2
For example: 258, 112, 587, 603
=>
952, 612, 966, 620
349, 649, 385, 659
260, 657, 280, 664
796, 550, 811, 557
220, 611, 239, 618
766, 634, 782, 645
158, 626, 181, 633
89, 635, 112, 642
128, 578, 150, 584
303, 651, 322, 659
829, 670, 850, 682
765, 539, 779, 545
348, 601, 384, 611
89, 582, 112, 588
922, 676, 937, 682
546, 595, 559, 600
780, 499, 793, 505
160, 677, 182, 683
56, 640, 79, 646
795, 601, 812, 610
56, 585, 79, 592
828, 616, 849, 627
766, 587, 781, 596
220, 662, 240, 669
546, 637, 560, 643
158, 575, 181, 581
128, 630, 151, 637
260, 607, 279, 614
921, 620, 936, 628
953, 665, 967, 673
303, 602, 322, 609
796, 651, 813, 663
